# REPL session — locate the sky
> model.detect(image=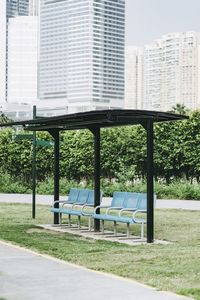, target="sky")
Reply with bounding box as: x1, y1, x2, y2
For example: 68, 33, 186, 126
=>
126, 0, 200, 46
